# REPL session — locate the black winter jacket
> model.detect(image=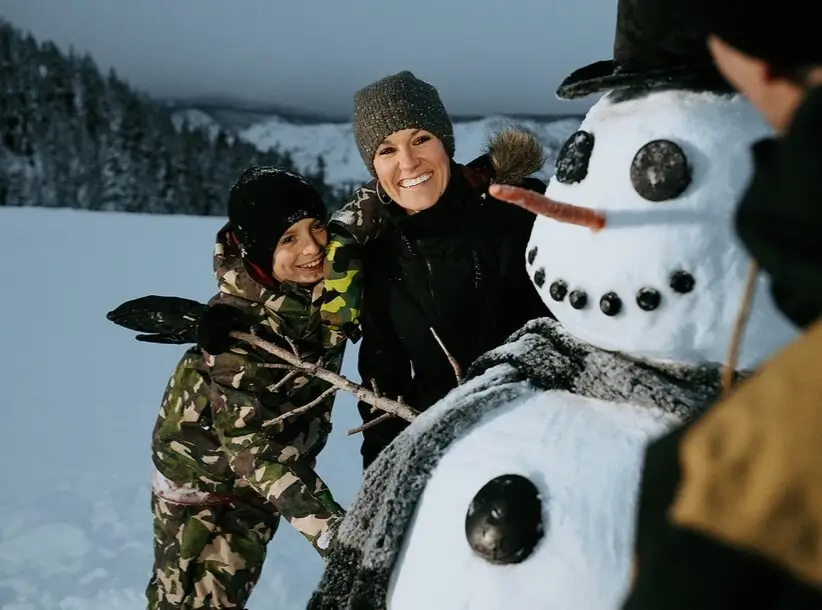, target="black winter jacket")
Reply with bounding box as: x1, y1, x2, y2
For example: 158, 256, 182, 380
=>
356, 164, 552, 468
